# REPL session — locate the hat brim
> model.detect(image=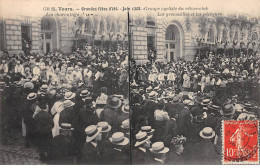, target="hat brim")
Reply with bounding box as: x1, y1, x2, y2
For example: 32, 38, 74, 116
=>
220, 108, 235, 116
199, 130, 215, 139
139, 129, 155, 134
149, 147, 169, 154
134, 135, 152, 147
86, 127, 102, 143
27, 95, 37, 100
108, 99, 122, 109
109, 137, 129, 146
100, 125, 112, 133
122, 105, 129, 114
121, 125, 130, 129
65, 93, 76, 100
